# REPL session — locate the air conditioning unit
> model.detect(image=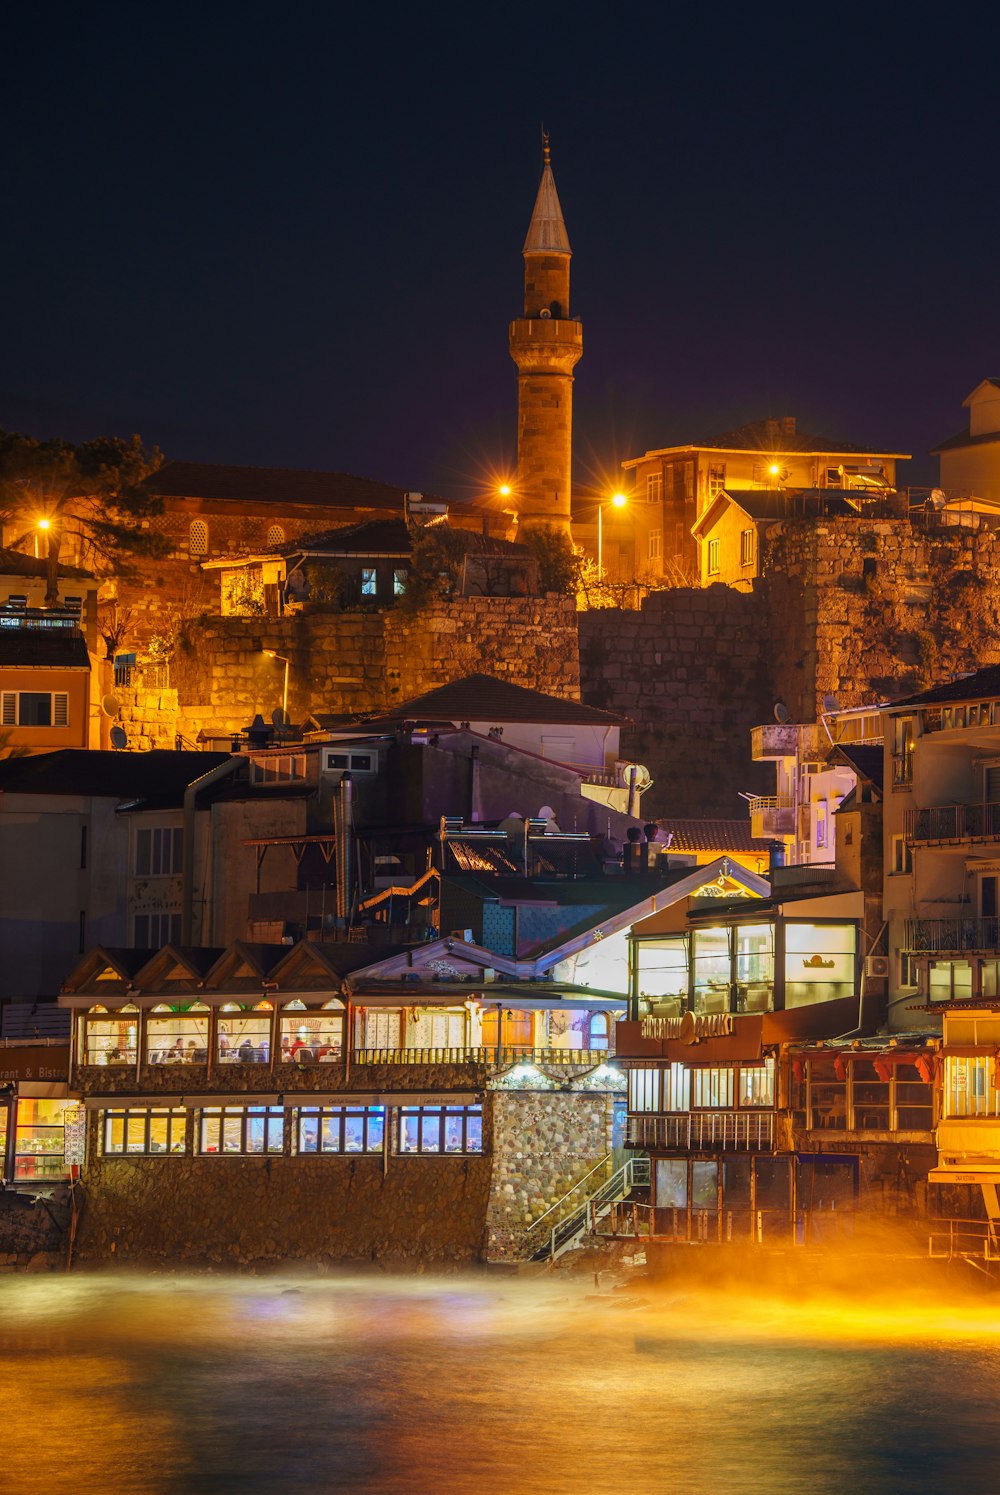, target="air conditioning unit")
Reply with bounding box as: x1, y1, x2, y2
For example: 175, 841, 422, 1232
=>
865, 956, 890, 979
